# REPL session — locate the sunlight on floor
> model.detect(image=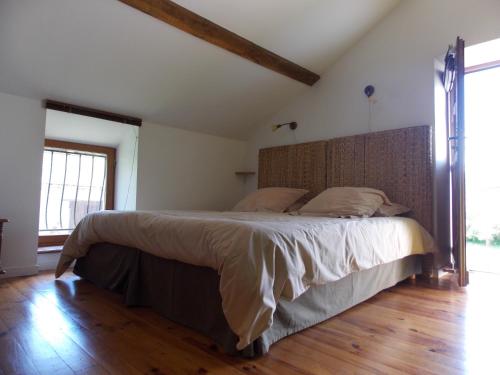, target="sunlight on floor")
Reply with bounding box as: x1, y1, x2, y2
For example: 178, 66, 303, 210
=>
467, 242, 500, 274
465, 271, 500, 374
